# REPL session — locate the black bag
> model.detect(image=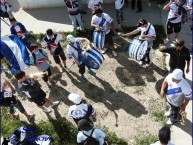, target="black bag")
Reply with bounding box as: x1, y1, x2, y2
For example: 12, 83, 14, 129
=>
73, 104, 93, 124
0, 91, 17, 107
83, 128, 100, 145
